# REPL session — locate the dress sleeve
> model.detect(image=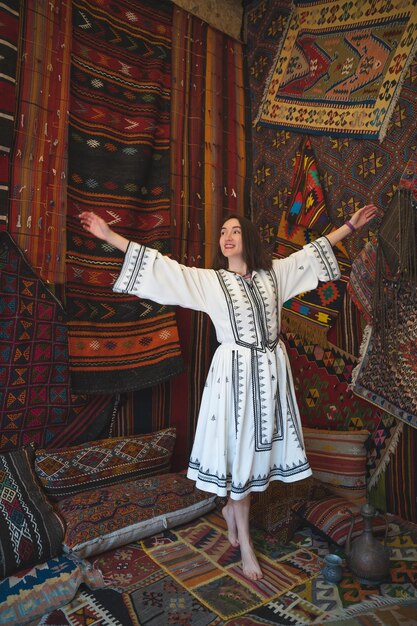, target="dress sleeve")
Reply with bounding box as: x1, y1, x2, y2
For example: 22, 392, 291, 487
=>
112, 241, 212, 312
272, 236, 341, 304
